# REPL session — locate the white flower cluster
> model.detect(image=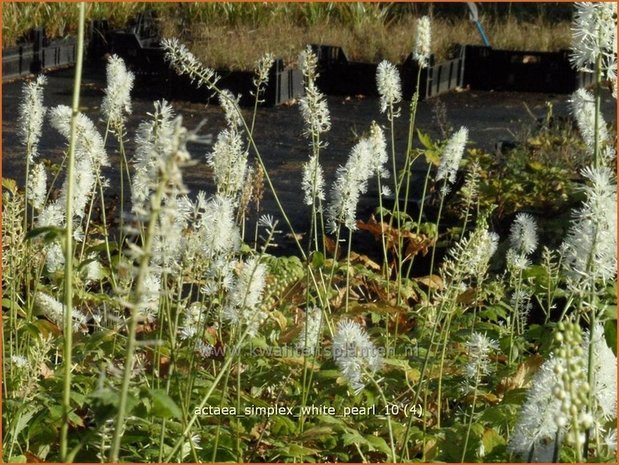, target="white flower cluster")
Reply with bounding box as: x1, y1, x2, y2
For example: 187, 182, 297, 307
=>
299, 46, 330, 208
206, 90, 249, 202
207, 129, 247, 200
301, 154, 326, 206
179, 302, 208, 340
131, 100, 176, 216
508, 357, 565, 461
27, 162, 47, 211
413, 16, 432, 68
161, 38, 220, 90
18, 75, 47, 163
48, 106, 108, 225
299, 46, 331, 136
463, 332, 499, 388
218, 89, 243, 129
101, 54, 135, 127
562, 165, 617, 287
436, 127, 468, 185
37, 106, 108, 269
509, 213, 538, 256
151, 191, 193, 269
136, 270, 162, 323
571, 2, 617, 95
368, 122, 389, 180
332, 319, 383, 392
376, 60, 402, 115
223, 258, 268, 336
253, 52, 275, 90
585, 323, 617, 421
570, 88, 609, 155
327, 133, 383, 232
185, 194, 241, 261
35, 291, 87, 333
296, 306, 323, 354
442, 224, 499, 285
509, 322, 617, 459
